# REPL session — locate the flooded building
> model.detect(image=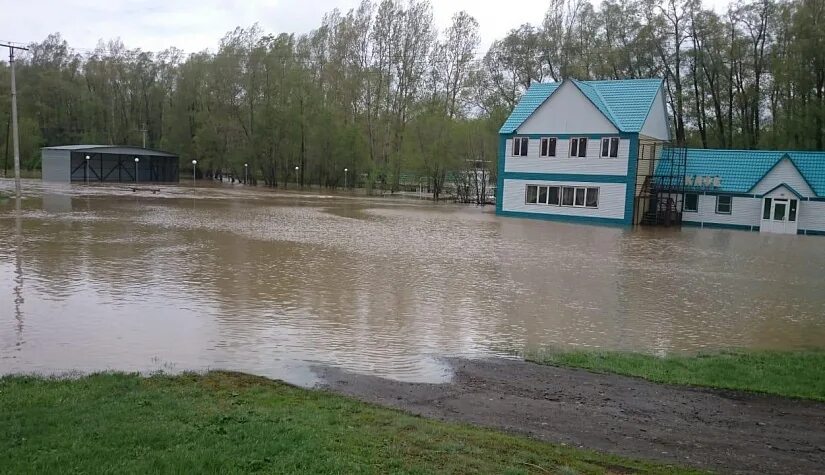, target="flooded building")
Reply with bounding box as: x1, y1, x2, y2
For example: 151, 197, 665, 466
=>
658, 149, 825, 236
496, 79, 825, 235
496, 78, 670, 225
41, 145, 179, 183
